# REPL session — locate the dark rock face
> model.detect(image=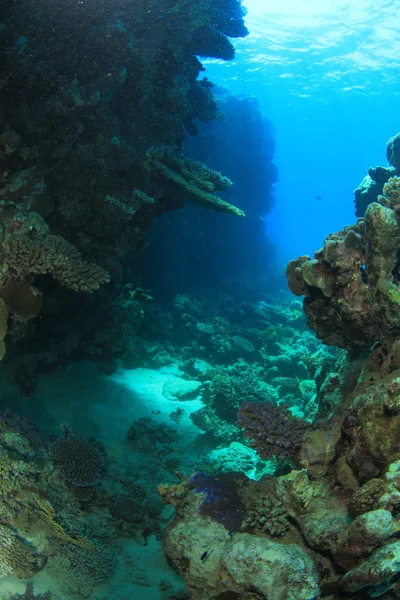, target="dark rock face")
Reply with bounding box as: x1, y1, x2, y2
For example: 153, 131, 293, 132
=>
0, 0, 248, 367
